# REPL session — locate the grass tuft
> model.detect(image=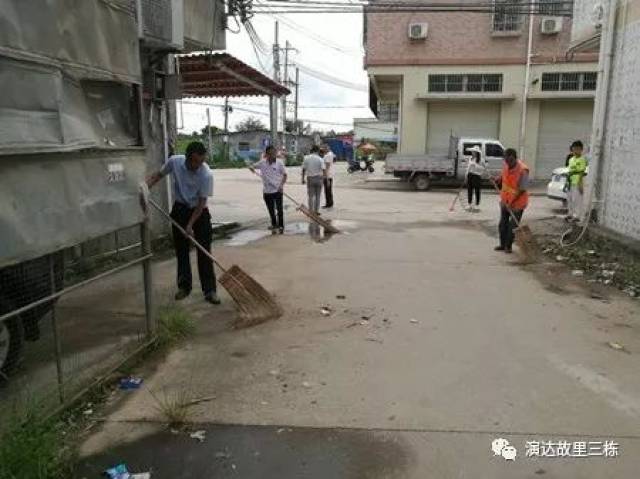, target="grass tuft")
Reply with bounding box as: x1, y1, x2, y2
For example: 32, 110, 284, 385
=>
156, 306, 196, 349
149, 388, 194, 426
0, 407, 76, 479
